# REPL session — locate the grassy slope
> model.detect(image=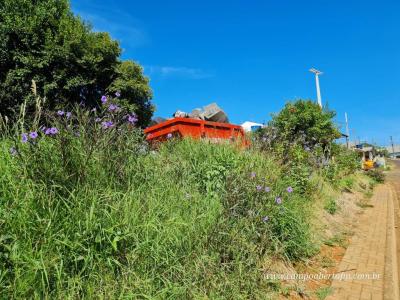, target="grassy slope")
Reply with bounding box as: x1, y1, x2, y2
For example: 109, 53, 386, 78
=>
0, 137, 363, 299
